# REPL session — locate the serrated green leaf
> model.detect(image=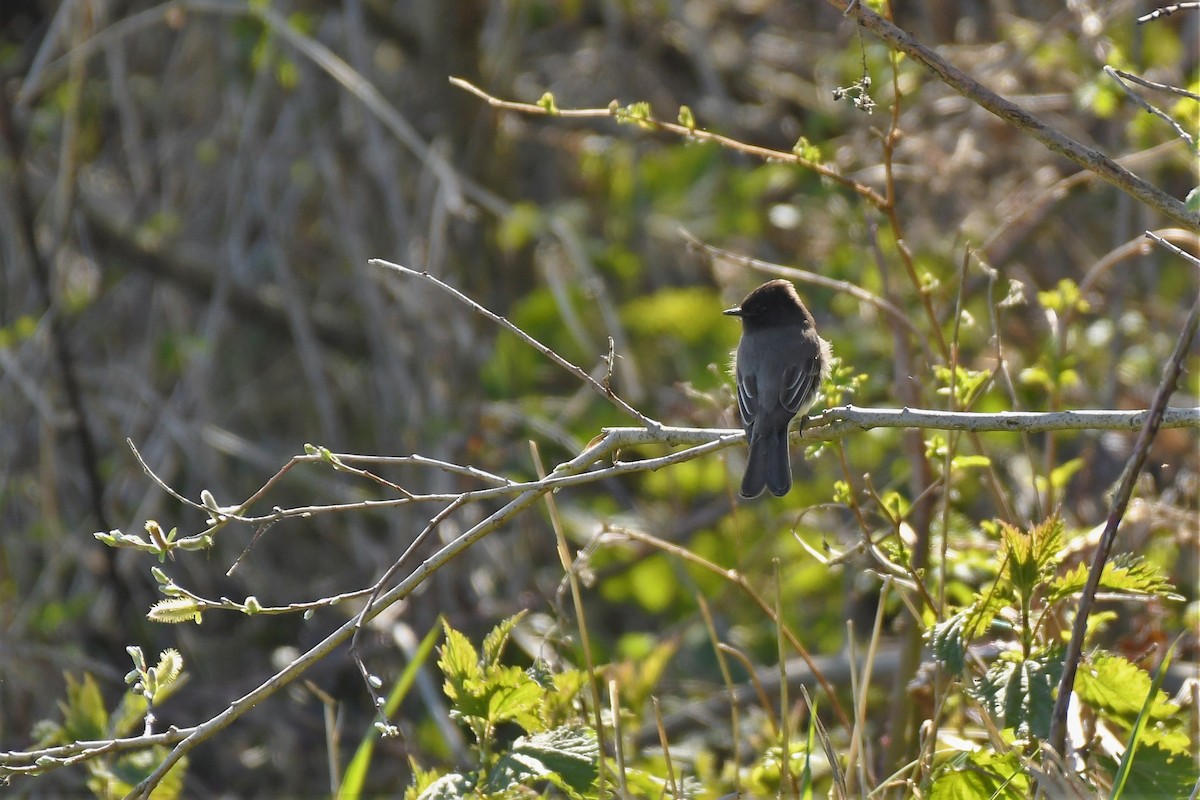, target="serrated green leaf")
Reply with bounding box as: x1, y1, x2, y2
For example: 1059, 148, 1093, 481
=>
416, 772, 475, 800
1076, 652, 1179, 722
999, 517, 1063, 599
972, 649, 1063, 738
539, 669, 588, 727
929, 749, 1030, 799
929, 595, 1004, 673
486, 667, 543, 728
1105, 743, 1199, 800
930, 608, 972, 674
482, 611, 527, 667
1048, 553, 1183, 604
438, 622, 481, 704
486, 726, 599, 797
